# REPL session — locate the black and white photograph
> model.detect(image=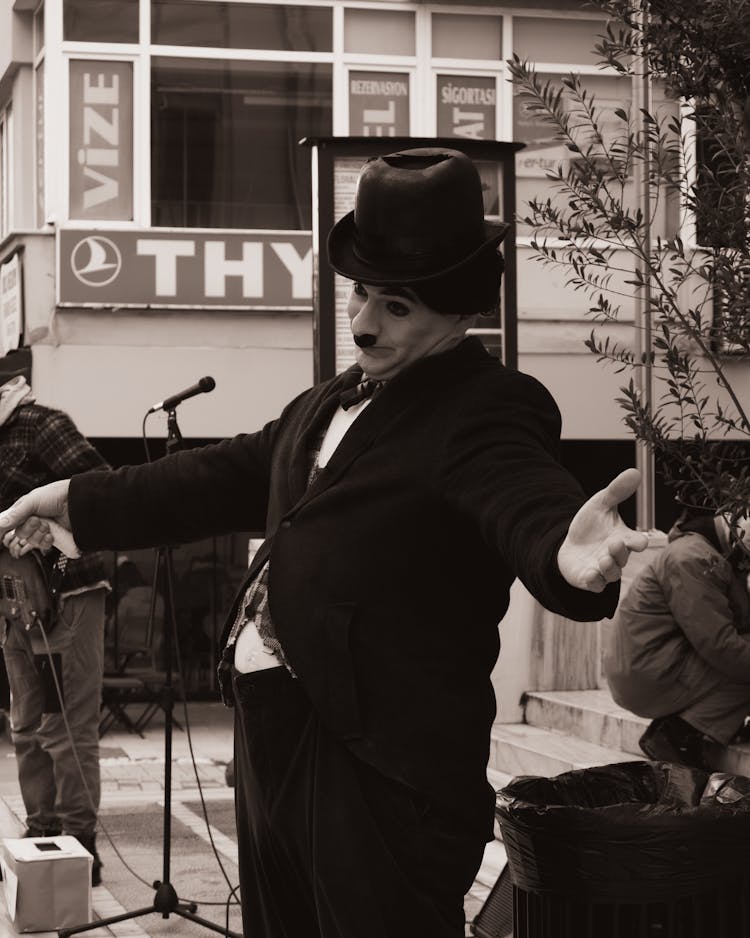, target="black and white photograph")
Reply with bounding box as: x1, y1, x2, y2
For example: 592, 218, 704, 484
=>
0, 1, 747, 936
